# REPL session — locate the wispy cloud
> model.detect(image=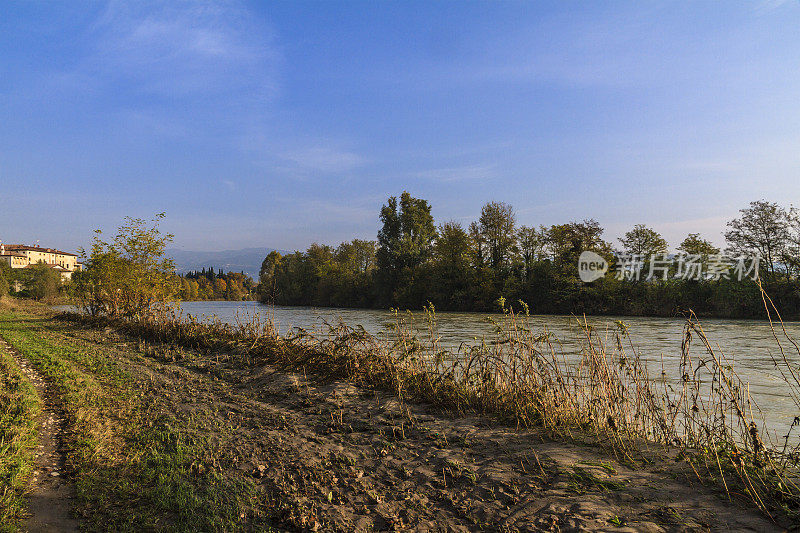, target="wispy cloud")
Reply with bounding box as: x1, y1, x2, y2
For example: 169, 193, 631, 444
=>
82, 1, 280, 100
755, 0, 795, 15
